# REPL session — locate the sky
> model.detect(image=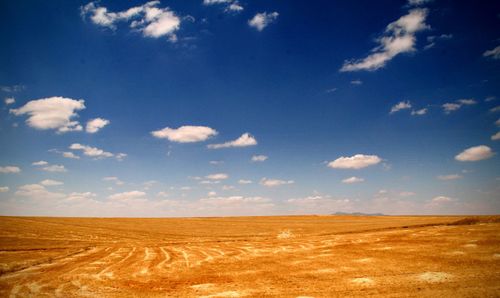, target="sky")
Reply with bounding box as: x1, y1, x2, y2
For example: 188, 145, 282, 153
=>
0, 0, 499, 217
